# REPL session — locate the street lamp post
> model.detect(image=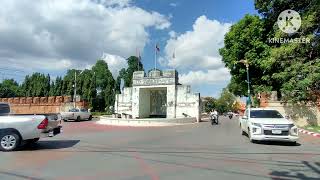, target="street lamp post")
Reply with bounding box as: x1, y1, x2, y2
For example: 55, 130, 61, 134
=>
238, 59, 251, 109
74, 71, 77, 108
74, 70, 83, 108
